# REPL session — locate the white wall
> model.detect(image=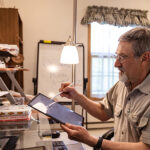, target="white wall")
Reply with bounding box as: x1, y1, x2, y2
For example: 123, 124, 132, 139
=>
3, 0, 150, 94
